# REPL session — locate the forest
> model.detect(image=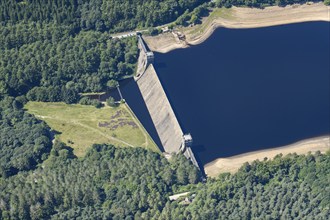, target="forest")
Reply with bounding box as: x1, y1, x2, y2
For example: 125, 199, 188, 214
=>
0, 97, 52, 178
0, 24, 138, 102
0, 143, 201, 219
0, 0, 207, 32
165, 152, 330, 219
0, 142, 328, 219
1, 0, 329, 219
